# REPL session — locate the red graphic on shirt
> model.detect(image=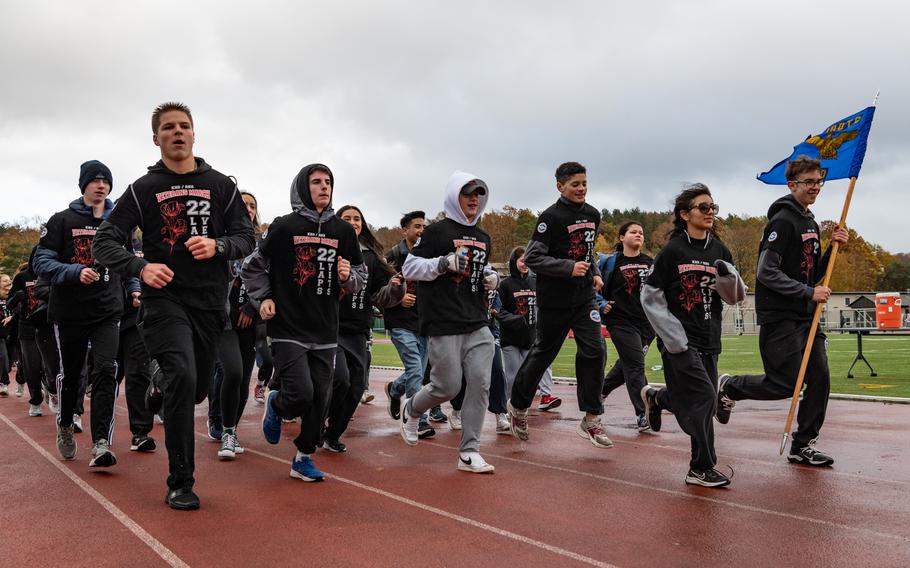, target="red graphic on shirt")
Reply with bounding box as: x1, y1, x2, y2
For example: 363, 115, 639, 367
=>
292, 245, 317, 287
159, 201, 188, 252
339, 288, 350, 301
26, 287, 39, 314
678, 273, 702, 313
801, 241, 815, 281
514, 295, 530, 316
622, 268, 640, 295
568, 231, 589, 261
71, 236, 94, 266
